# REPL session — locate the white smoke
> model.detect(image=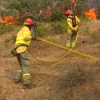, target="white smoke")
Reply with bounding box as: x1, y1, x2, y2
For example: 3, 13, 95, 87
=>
88, 0, 99, 9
